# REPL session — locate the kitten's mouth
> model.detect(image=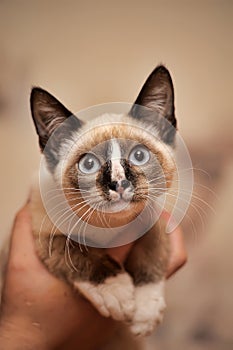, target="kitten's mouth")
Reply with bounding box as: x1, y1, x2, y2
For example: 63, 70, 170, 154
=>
105, 188, 136, 213
109, 187, 133, 202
